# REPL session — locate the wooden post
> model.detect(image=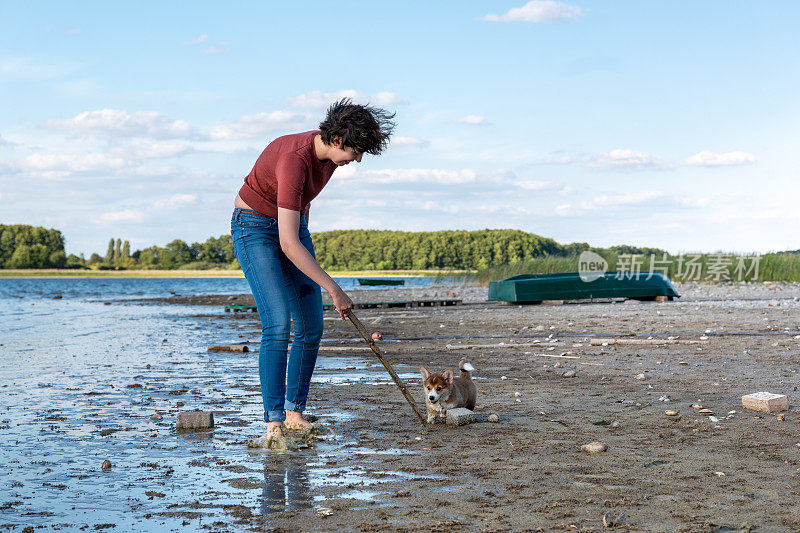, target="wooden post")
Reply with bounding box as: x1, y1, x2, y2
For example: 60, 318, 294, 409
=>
347, 311, 427, 426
